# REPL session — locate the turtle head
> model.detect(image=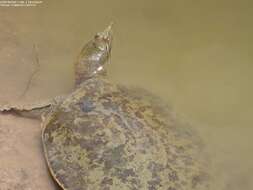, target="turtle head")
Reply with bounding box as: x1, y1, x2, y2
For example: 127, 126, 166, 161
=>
75, 23, 113, 86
